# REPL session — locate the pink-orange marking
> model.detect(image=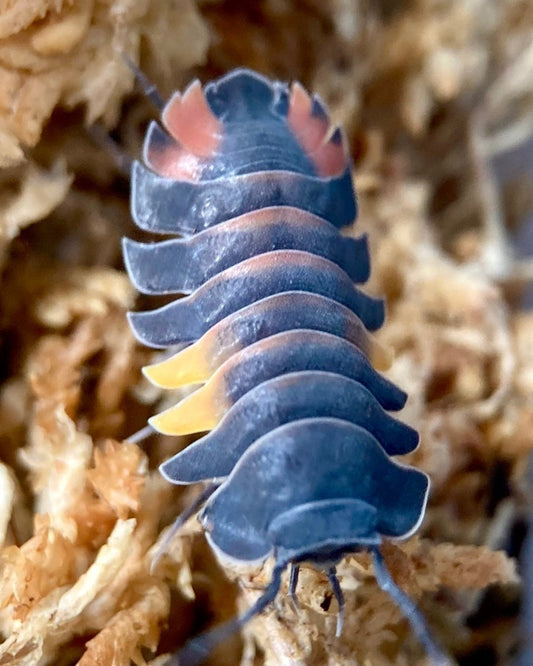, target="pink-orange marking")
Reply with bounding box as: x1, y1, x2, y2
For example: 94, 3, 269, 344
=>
310, 130, 348, 178
162, 80, 223, 158
287, 82, 329, 154
145, 138, 202, 181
